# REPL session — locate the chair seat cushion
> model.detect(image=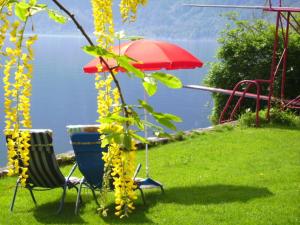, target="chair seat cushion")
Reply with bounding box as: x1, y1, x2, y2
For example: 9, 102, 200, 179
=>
134, 177, 163, 189
66, 176, 81, 186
